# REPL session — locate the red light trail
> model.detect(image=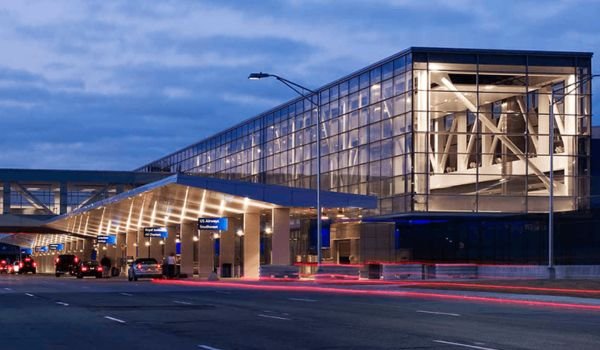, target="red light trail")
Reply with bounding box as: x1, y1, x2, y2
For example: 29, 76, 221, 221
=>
152, 279, 600, 312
